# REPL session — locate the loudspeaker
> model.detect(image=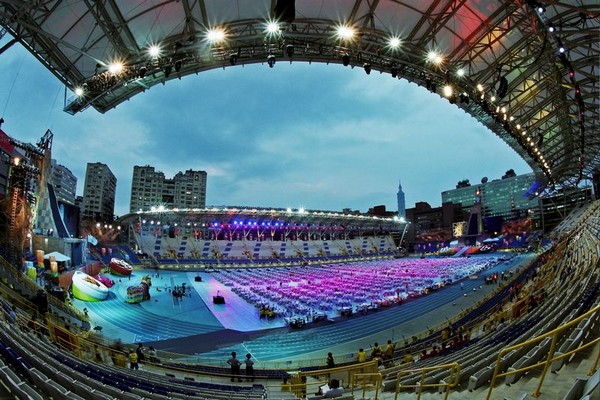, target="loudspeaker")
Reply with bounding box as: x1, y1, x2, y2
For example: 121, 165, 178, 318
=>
274, 0, 295, 22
